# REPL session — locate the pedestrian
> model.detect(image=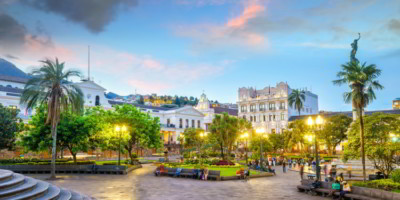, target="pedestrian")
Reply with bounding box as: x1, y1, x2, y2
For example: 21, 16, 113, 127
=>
330, 165, 337, 179
324, 164, 328, 178
268, 157, 272, 166
300, 164, 304, 180
203, 167, 209, 181
283, 161, 287, 173
272, 157, 276, 166
288, 158, 292, 169
347, 166, 352, 179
